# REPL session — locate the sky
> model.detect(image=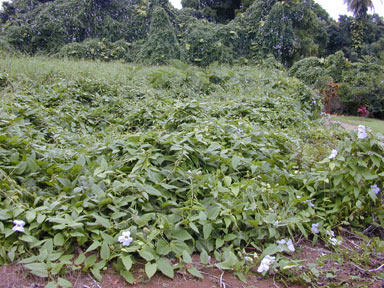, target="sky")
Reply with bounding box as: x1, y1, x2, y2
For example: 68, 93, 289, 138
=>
0, 0, 383, 20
